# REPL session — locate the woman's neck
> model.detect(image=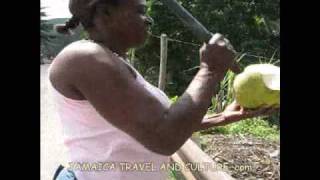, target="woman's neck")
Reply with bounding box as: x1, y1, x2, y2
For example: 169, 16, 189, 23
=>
88, 32, 128, 59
